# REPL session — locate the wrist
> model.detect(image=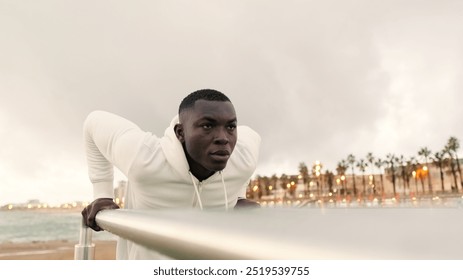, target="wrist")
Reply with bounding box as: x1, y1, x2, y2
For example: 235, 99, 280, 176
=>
92, 181, 114, 199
